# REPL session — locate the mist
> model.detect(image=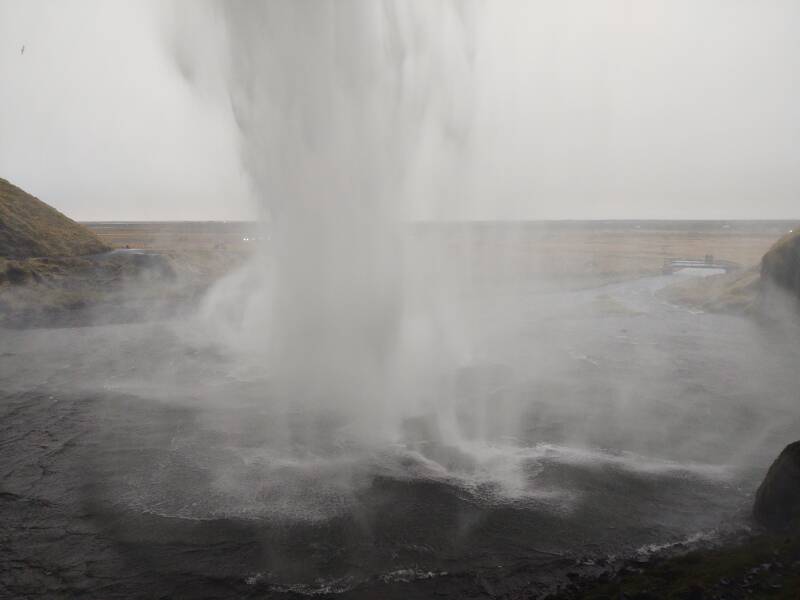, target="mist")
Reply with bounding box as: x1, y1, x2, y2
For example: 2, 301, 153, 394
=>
158, 0, 800, 501
2, 2, 800, 597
